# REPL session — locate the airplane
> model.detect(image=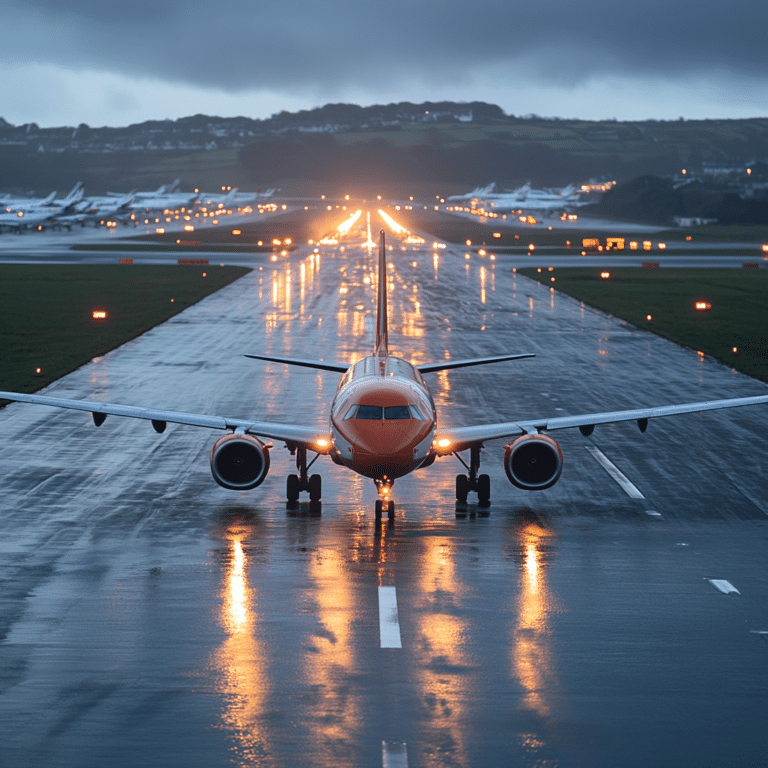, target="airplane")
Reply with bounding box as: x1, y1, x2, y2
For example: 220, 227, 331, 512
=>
447, 182, 583, 211
1, 190, 58, 209
0, 183, 85, 232
54, 192, 135, 228
2, 229, 768, 520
